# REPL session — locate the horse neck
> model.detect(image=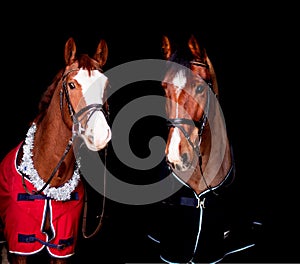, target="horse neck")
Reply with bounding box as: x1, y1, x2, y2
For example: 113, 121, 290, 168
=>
32, 92, 75, 187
